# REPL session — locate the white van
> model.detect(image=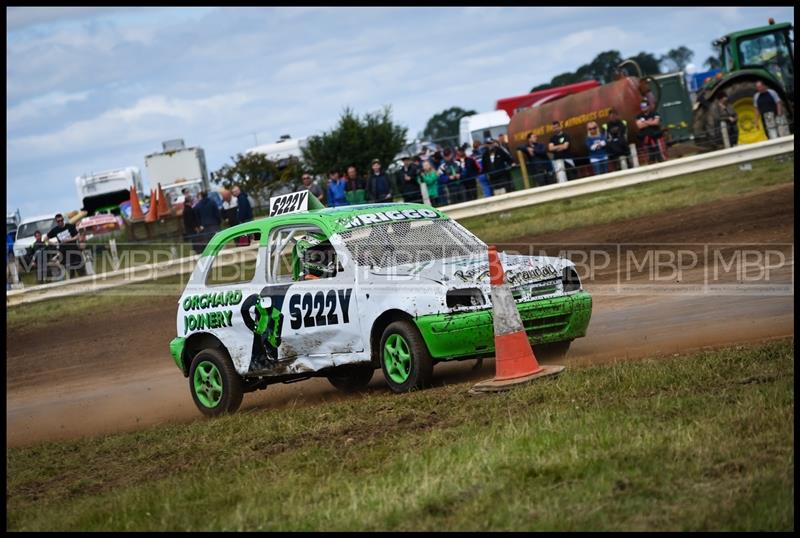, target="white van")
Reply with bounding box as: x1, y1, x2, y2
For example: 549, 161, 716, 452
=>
13, 214, 57, 259
458, 110, 511, 148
